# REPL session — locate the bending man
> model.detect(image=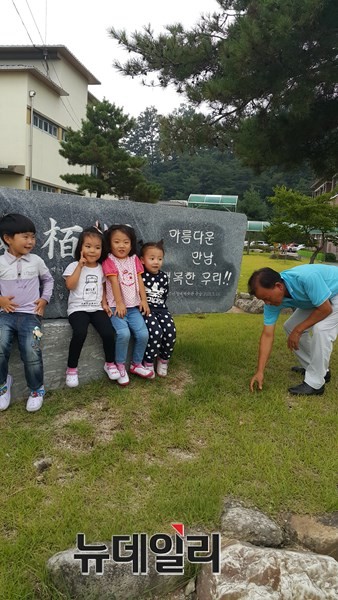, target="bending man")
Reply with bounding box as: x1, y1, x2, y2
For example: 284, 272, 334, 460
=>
248, 265, 338, 396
